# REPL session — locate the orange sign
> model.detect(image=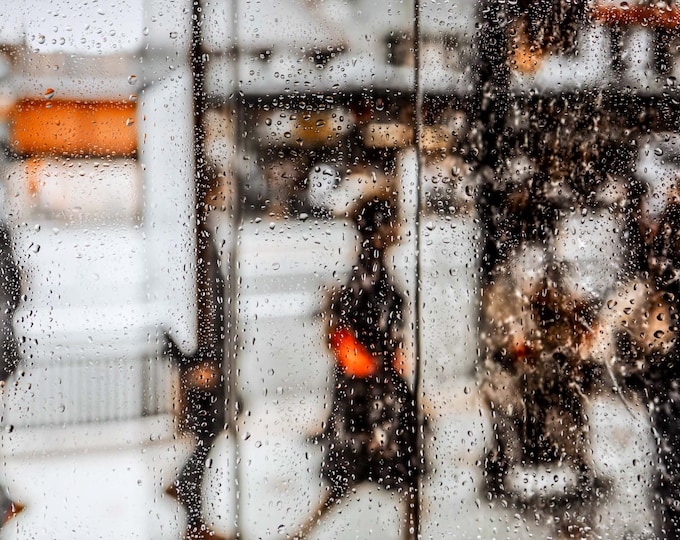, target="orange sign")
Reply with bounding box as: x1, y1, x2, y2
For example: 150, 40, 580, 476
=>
10, 99, 137, 157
